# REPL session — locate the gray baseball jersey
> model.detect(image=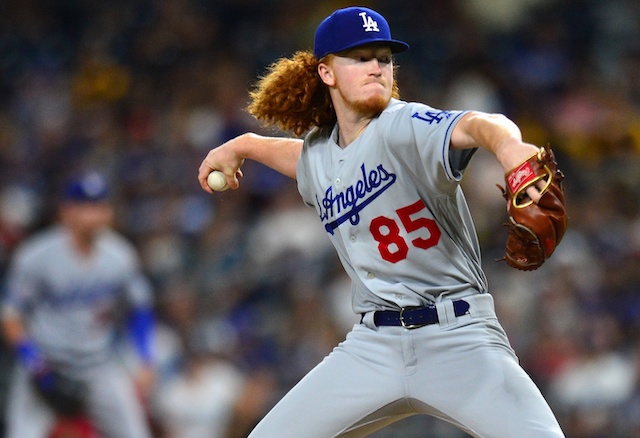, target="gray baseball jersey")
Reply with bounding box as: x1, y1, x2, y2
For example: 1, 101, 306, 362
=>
298, 99, 486, 312
3, 225, 153, 368
248, 99, 565, 437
